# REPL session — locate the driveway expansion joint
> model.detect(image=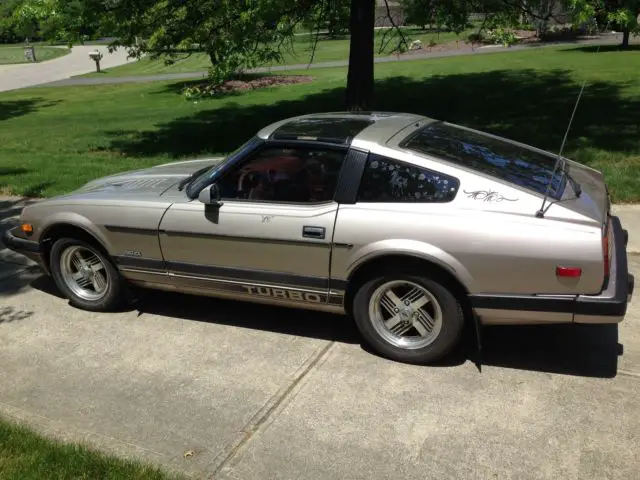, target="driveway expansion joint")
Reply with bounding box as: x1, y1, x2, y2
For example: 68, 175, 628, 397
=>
204, 341, 334, 479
